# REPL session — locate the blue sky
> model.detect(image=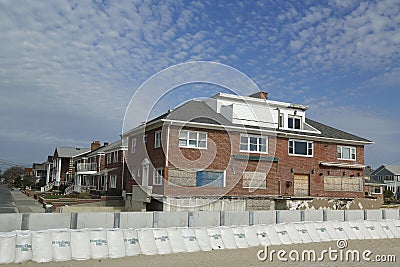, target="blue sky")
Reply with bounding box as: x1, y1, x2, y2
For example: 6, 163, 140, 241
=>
0, 0, 399, 170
